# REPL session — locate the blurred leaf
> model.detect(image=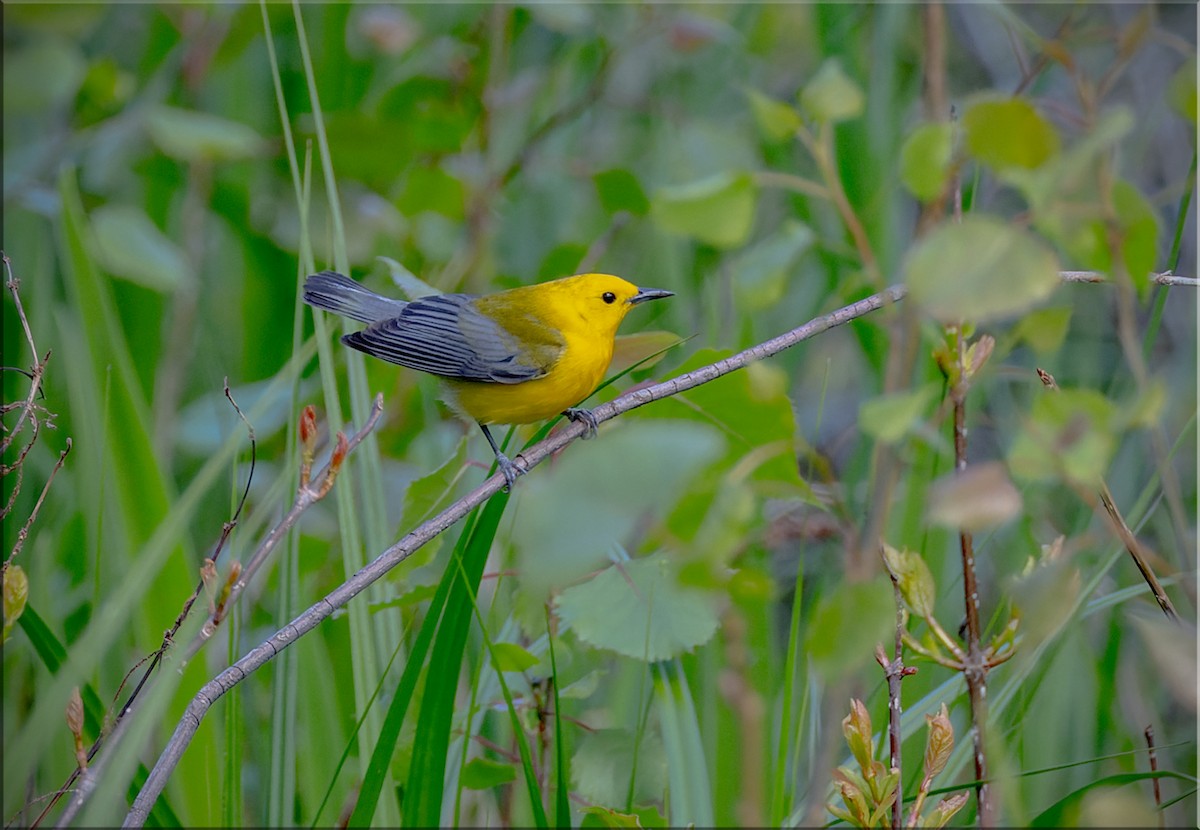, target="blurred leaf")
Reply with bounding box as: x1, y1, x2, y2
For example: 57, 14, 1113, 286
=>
538, 242, 588, 279
651, 172, 757, 249
881, 544, 936, 618
647, 349, 806, 492
3, 38, 87, 113
653, 662, 713, 826
572, 730, 666, 807
145, 105, 265, 162
804, 577, 894, 677
3, 565, 29, 644
1111, 180, 1158, 297
396, 165, 465, 220
799, 59, 864, 124
963, 97, 1060, 170
730, 220, 814, 311
594, 169, 650, 216
510, 420, 723, 633
1008, 388, 1116, 486
91, 204, 192, 292
859, 383, 939, 444
377, 76, 479, 154
581, 805, 667, 828
1168, 56, 1197, 123
555, 552, 720, 661
927, 462, 1022, 532
492, 642, 540, 673
745, 88, 801, 141
460, 757, 517, 790
900, 122, 954, 202
610, 331, 683, 375
904, 215, 1060, 323
1011, 306, 1072, 354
